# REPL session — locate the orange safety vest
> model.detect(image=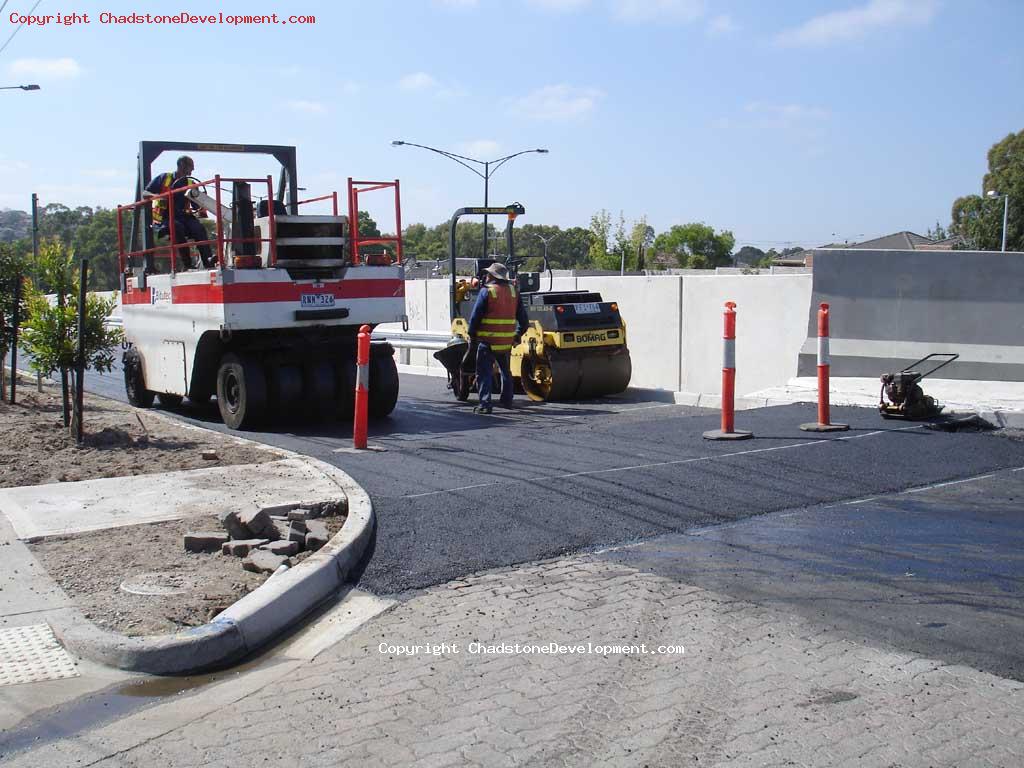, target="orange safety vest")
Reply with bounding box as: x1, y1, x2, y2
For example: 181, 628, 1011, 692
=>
151, 172, 173, 224
477, 283, 518, 352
